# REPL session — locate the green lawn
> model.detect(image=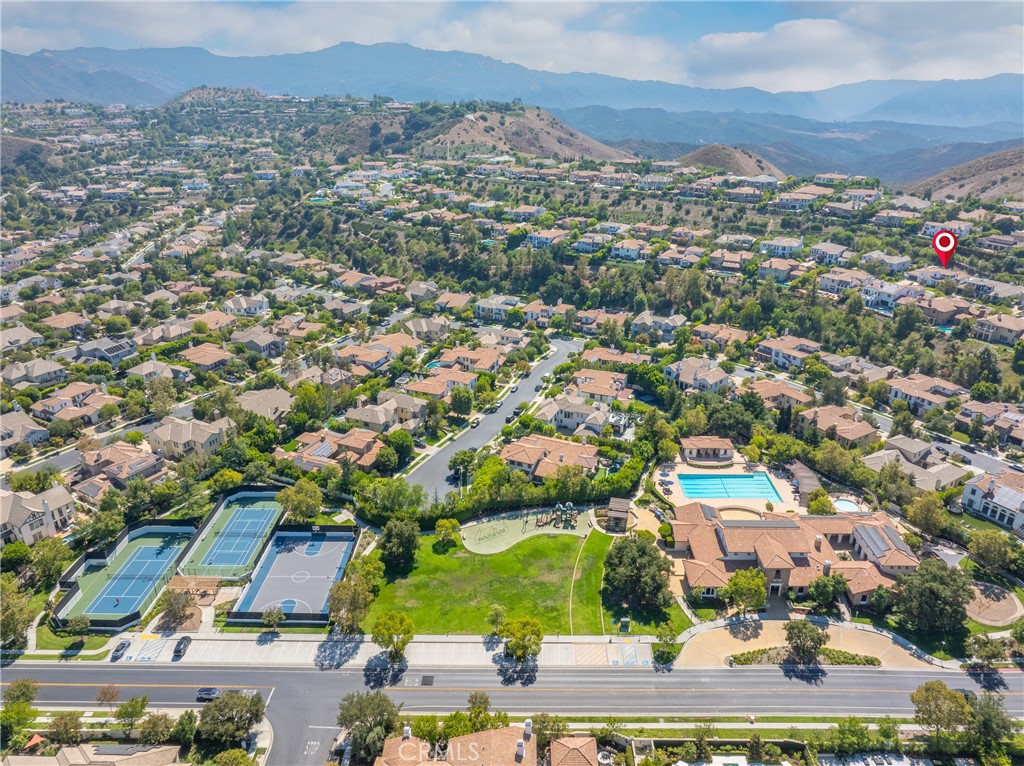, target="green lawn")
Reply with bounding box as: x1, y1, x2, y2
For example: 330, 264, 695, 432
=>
35, 623, 110, 652
571, 532, 613, 635
603, 598, 690, 637
687, 595, 726, 622
959, 557, 1024, 634
851, 612, 964, 660
365, 534, 591, 634
945, 510, 1008, 534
